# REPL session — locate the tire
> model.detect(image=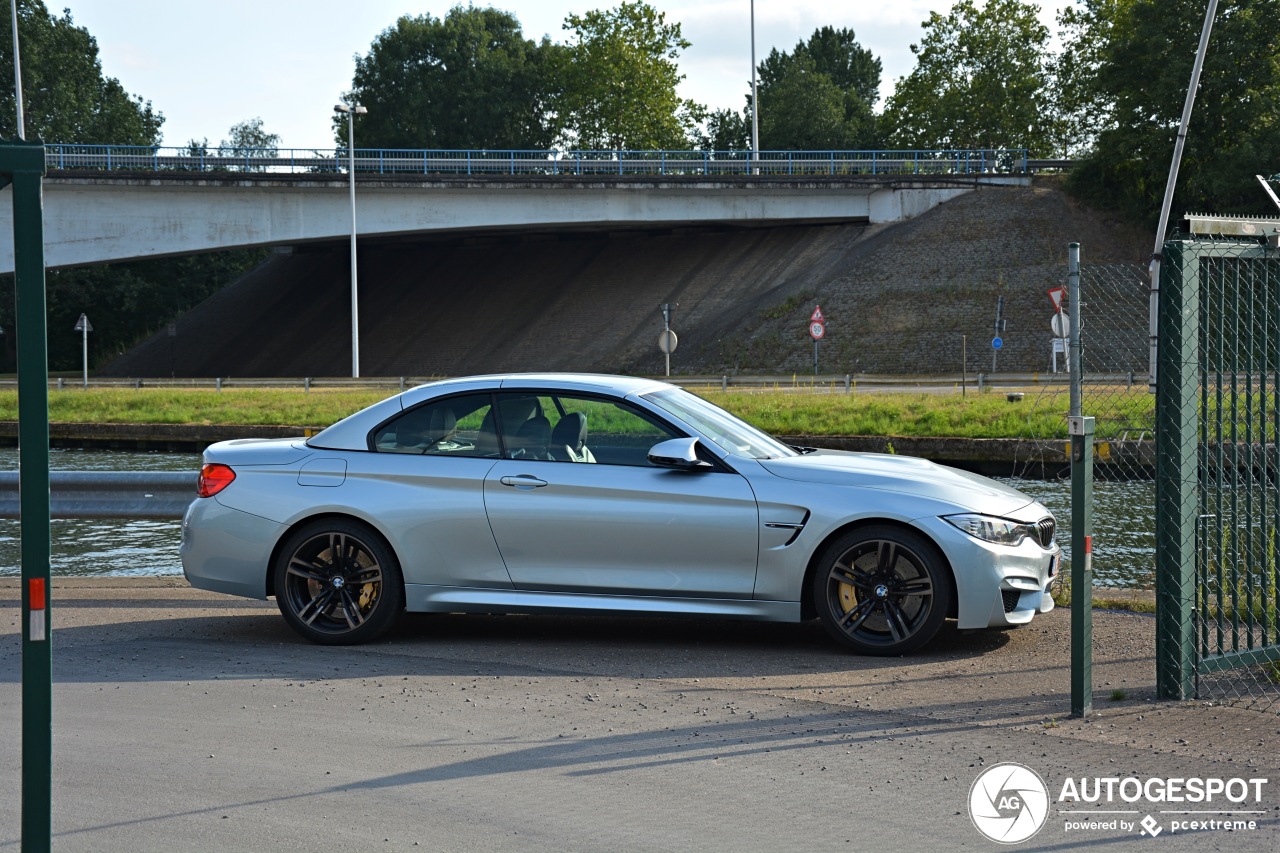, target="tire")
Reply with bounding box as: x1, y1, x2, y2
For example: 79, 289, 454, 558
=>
273, 518, 404, 645
812, 525, 952, 656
